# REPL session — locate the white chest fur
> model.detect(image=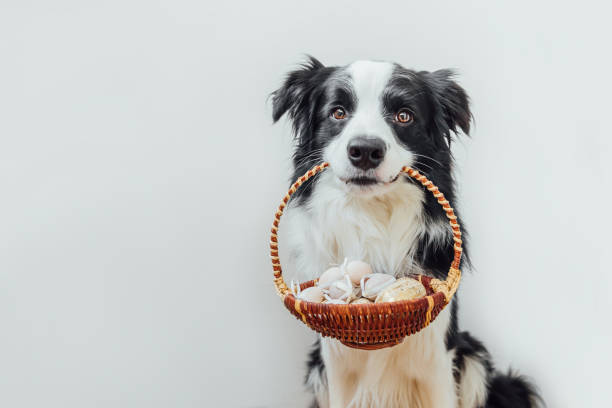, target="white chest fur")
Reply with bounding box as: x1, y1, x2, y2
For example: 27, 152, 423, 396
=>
320, 307, 456, 408
282, 172, 428, 281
